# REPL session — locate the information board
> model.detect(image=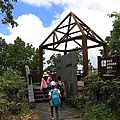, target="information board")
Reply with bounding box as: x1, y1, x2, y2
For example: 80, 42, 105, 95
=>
98, 56, 120, 79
